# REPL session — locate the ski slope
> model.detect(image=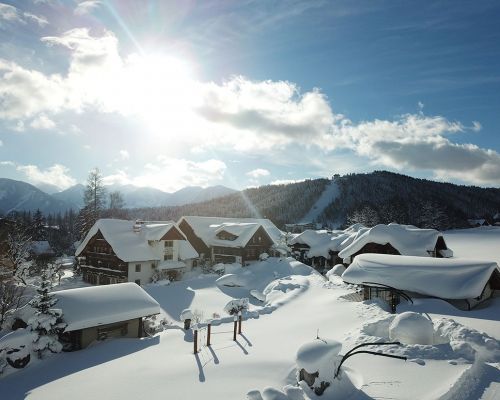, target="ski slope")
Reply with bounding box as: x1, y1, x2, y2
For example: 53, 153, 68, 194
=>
299, 180, 340, 224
